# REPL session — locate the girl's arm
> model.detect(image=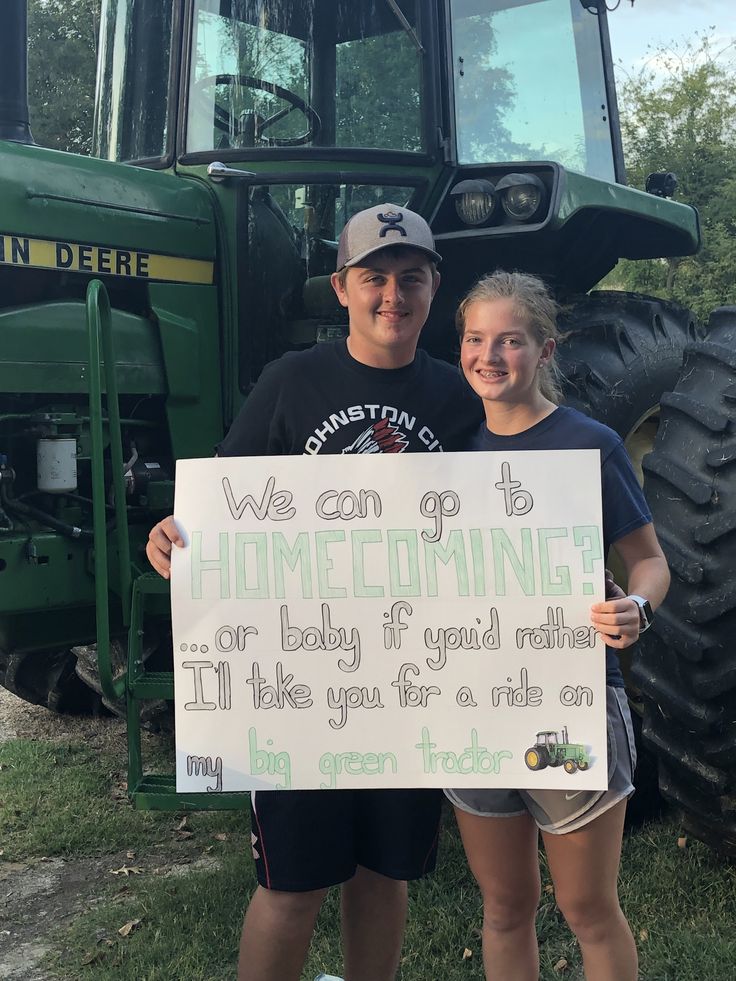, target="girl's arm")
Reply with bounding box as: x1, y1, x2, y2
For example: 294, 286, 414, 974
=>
589, 523, 670, 649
